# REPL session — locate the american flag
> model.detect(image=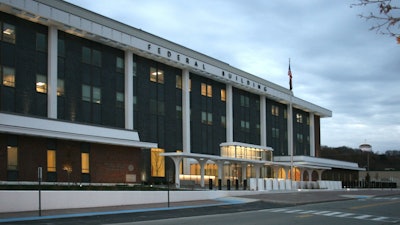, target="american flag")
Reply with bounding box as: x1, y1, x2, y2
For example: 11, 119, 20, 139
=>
288, 63, 293, 91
